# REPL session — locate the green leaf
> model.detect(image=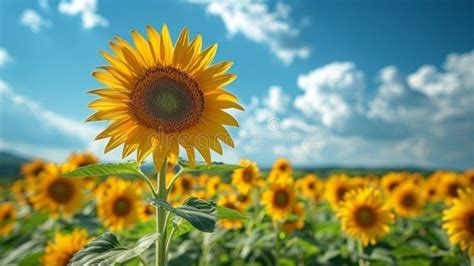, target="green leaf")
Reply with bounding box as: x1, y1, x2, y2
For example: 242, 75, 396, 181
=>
150, 197, 217, 233
217, 206, 248, 220
69, 232, 158, 266
179, 160, 241, 173
61, 161, 141, 178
